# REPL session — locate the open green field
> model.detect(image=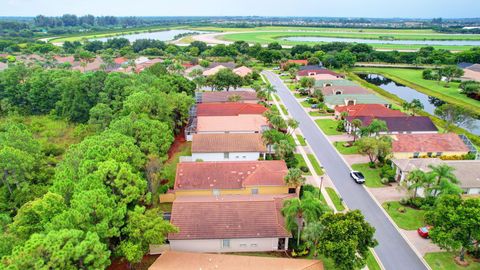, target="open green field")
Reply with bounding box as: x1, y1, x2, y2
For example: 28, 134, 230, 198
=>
216, 28, 480, 51
353, 67, 480, 115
